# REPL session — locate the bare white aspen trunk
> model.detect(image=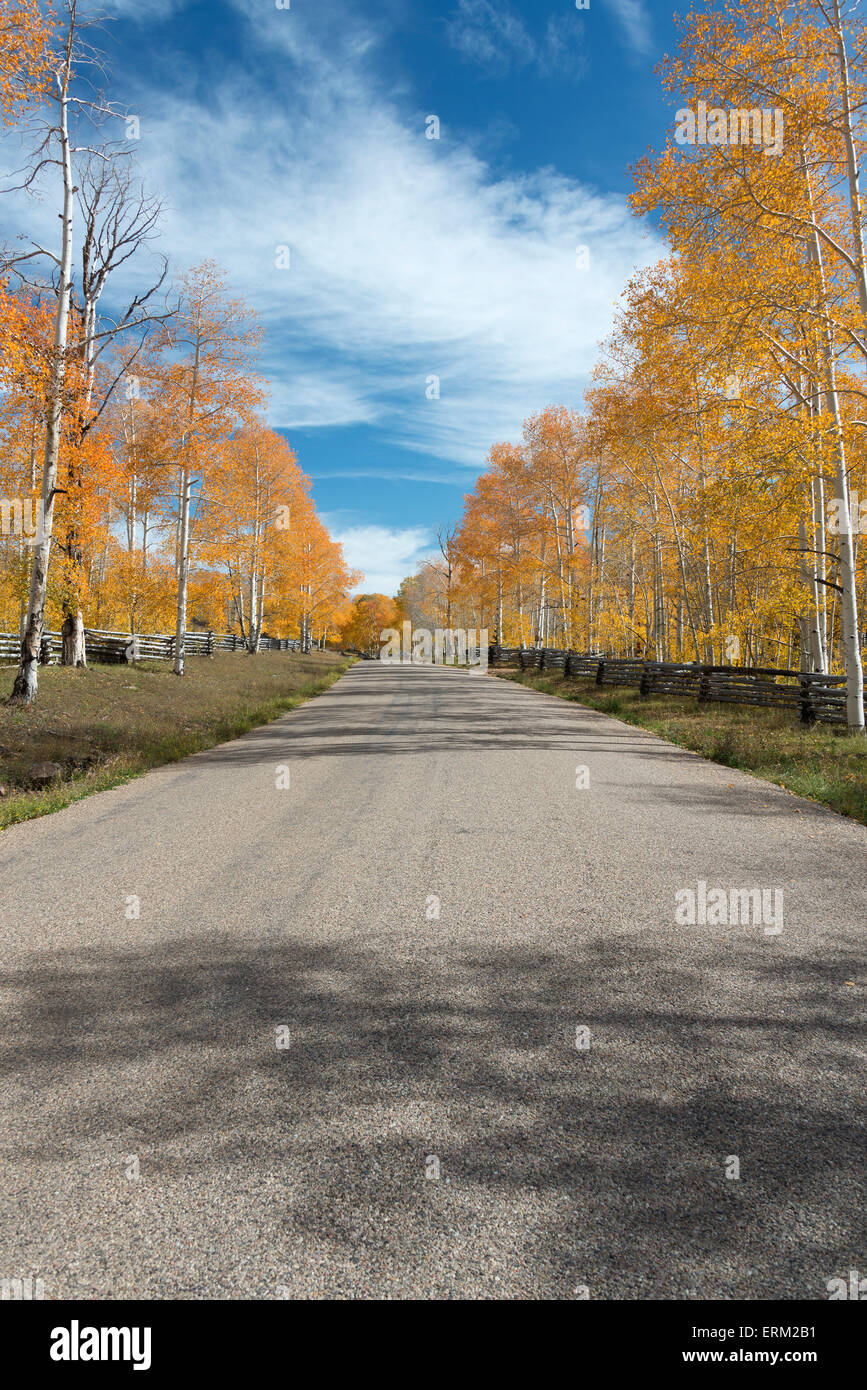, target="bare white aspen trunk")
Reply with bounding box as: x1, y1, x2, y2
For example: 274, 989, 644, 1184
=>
497, 565, 503, 644
248, 566, 263, 654
174, 471, 183, 575
832, 459, 865, 730
703, 535, 714, 663
256, 571, 265, 652
173, 464, 191, 676
831, 0, 867, 340
28, 410, 38, 490
61, 610, 86, 667
235, 567, 247, 645
12, 54, 74, 703
818, 349, 863, 727
247, 445, 262, 654
247, 566, 256, 651
811, 476, 828, 669
801, 149, 864, 730
830, 3, 867, 728
126, 400, 138, 552
628, 536, 636, 657
597, 523, 606, 650
173, 324, 202, 676
801, 504, 826, 672
128, 473, 137, 551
